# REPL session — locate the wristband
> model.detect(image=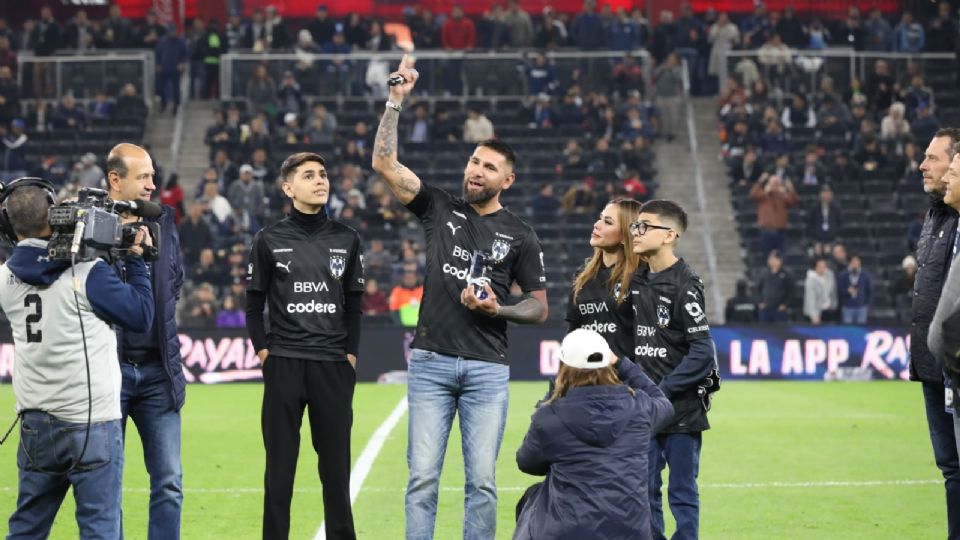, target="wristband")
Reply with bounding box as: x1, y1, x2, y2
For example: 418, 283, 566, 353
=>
385, 100, 402, 112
